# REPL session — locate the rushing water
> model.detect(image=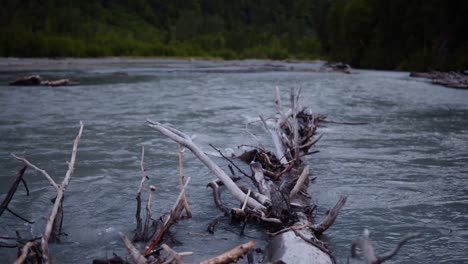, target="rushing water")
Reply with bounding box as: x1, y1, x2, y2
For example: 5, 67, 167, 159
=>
0, 58, 467, 263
